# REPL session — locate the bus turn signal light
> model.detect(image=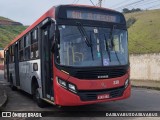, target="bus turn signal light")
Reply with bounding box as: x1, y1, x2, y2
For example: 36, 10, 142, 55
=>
125, 79, 129, 88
